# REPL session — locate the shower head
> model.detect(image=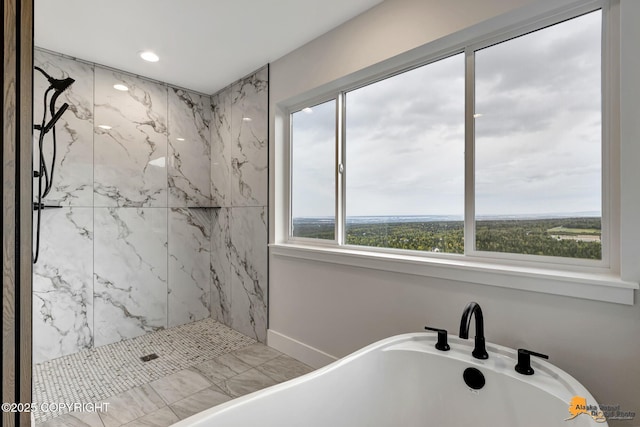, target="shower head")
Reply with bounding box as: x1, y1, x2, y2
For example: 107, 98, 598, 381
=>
35, 66, 75, 93
50, 77, 75, 93
35, 66, 75, 115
